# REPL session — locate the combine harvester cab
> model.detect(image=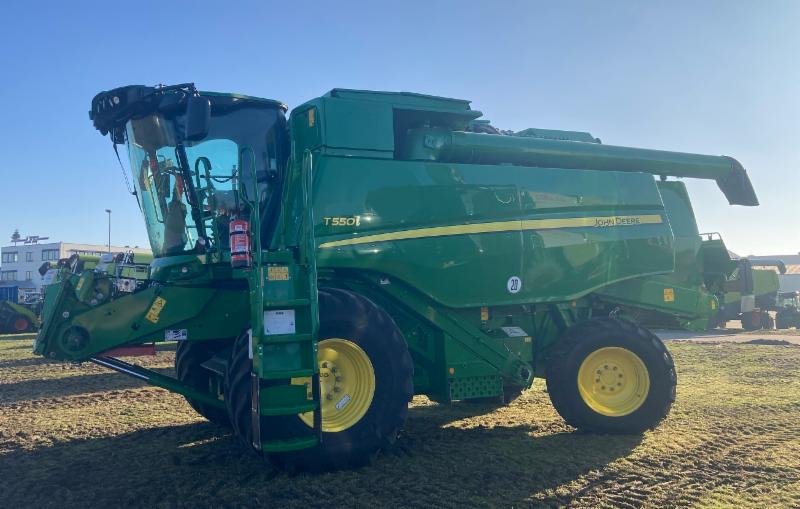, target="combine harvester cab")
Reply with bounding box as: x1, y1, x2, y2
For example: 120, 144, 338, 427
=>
34, 85, 758, 471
